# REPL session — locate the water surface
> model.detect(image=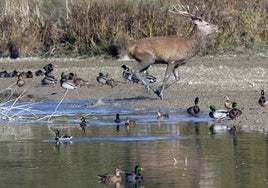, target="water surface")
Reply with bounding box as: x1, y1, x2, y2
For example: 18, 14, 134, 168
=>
0, 100, 267, 188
